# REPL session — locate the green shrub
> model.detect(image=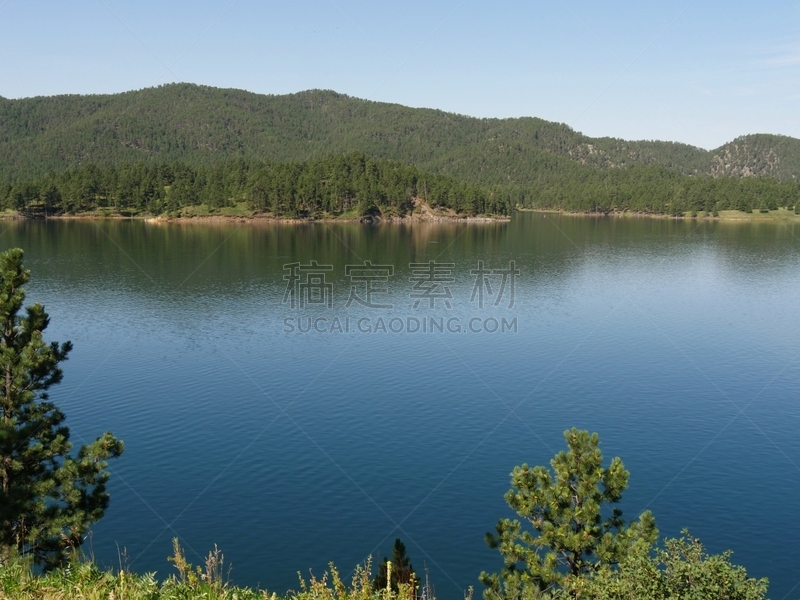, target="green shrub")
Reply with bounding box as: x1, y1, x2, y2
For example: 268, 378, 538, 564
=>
587, 531, 768, 600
